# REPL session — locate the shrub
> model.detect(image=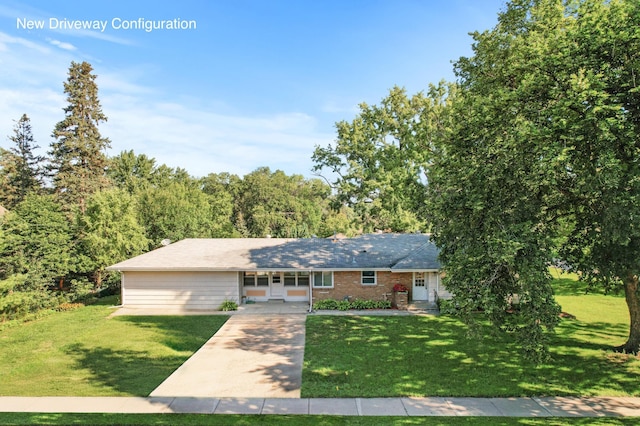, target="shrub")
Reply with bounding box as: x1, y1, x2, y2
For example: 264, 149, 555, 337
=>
220, 299, 238, 311
437, 298, 457, 314
56, 302, 85, 312
0, 275, 60, 321
313, 298, 391, 311
336, 300, 351, 311
69, 278, 94, 303
313, 299, 339, 310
